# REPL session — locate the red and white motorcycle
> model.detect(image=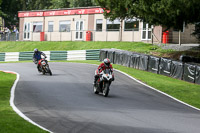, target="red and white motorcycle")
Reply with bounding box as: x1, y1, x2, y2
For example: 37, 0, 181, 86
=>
93, 69, 114, 97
